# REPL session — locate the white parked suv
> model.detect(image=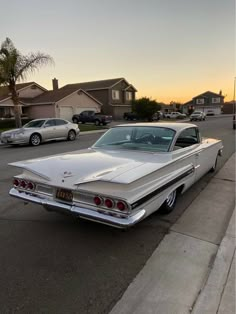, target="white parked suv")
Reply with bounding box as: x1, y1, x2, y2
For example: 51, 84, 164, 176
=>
165, 112, 187, 119
190, 111, 206, 121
